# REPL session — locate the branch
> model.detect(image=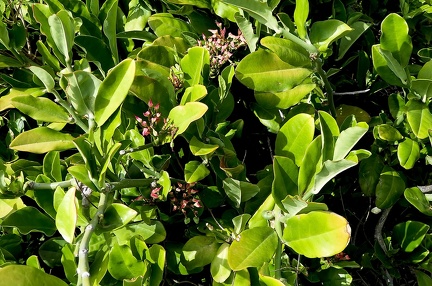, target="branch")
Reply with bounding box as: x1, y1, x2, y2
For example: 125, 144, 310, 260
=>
418, 185, 432, 193
333, 89, 370, 96
314, 58, 336, 117
24, 179, 76, 191
374, 207, 394, 286
110, 178, 154, 192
